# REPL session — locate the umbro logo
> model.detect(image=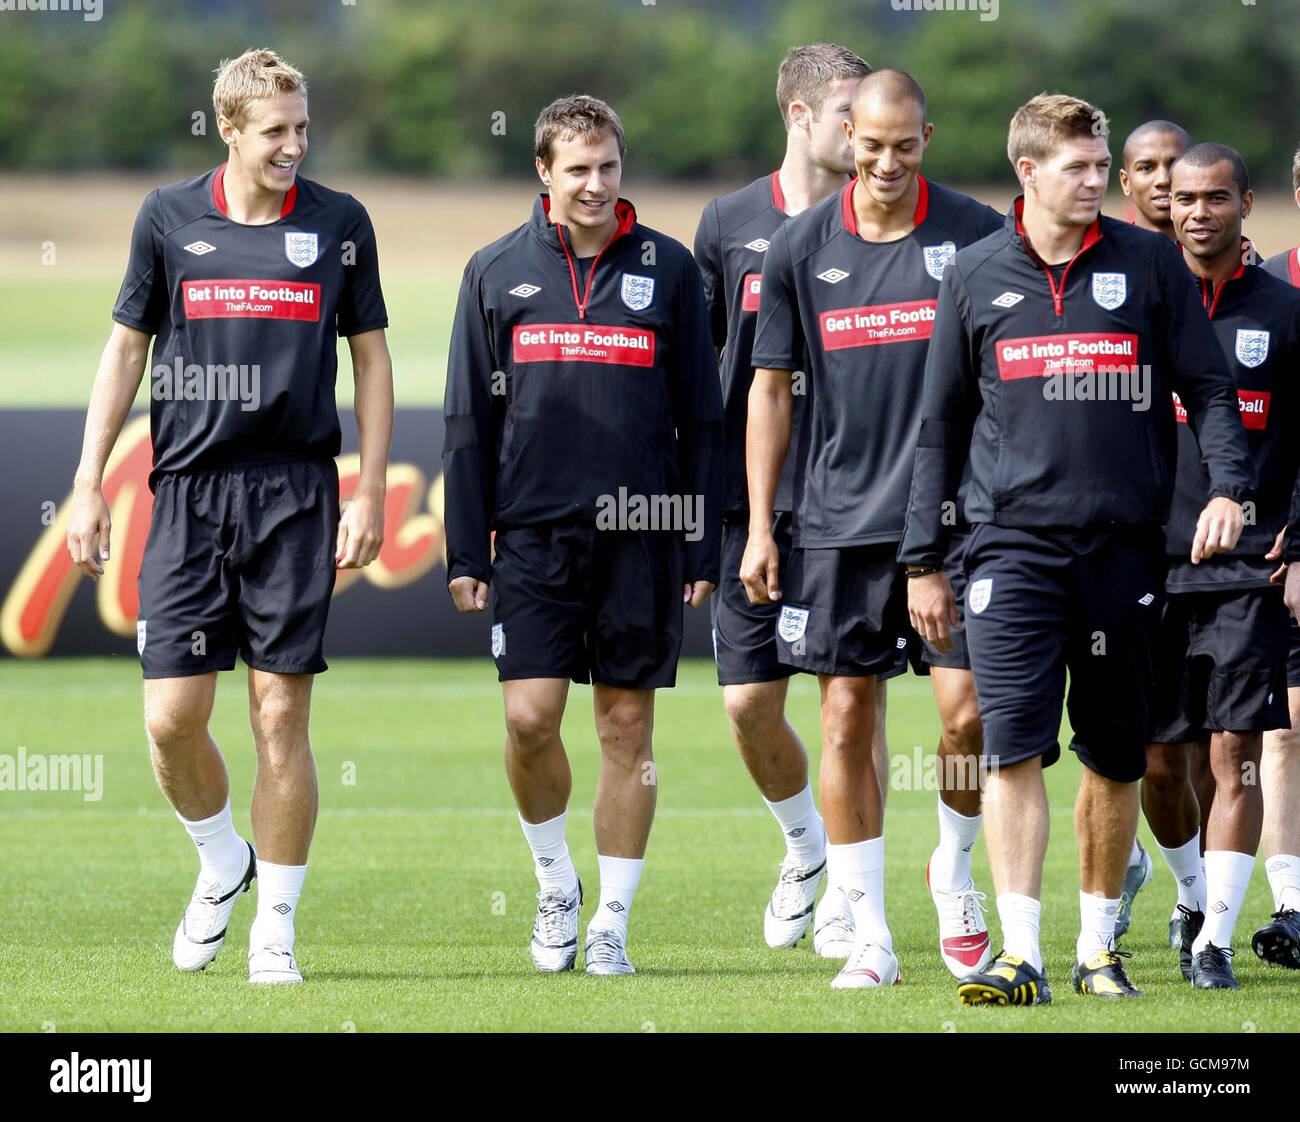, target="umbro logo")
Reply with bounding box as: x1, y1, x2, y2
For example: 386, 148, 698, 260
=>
744, 238, 770, 253
788, 827, 806, 837
272, 903, 292, 915
846, 889, 865, 902
1180, 875, 1197, 886
183, 240, 216, 256
1212, 901, 1228, 914
508, 283, 541, 298
537, 857, 554, 867
991, 291, 1024, 308
1268, 859, 1288, 873
1138, 593, 1155, 606
816, 267, 849, 284
605, 901, 626, 913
